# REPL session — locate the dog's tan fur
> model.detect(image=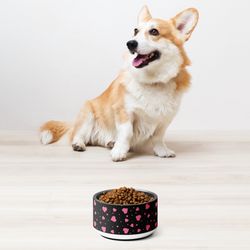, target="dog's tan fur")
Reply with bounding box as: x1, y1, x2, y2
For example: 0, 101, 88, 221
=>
70, 73, 129, 142
40, 6, 199, 161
